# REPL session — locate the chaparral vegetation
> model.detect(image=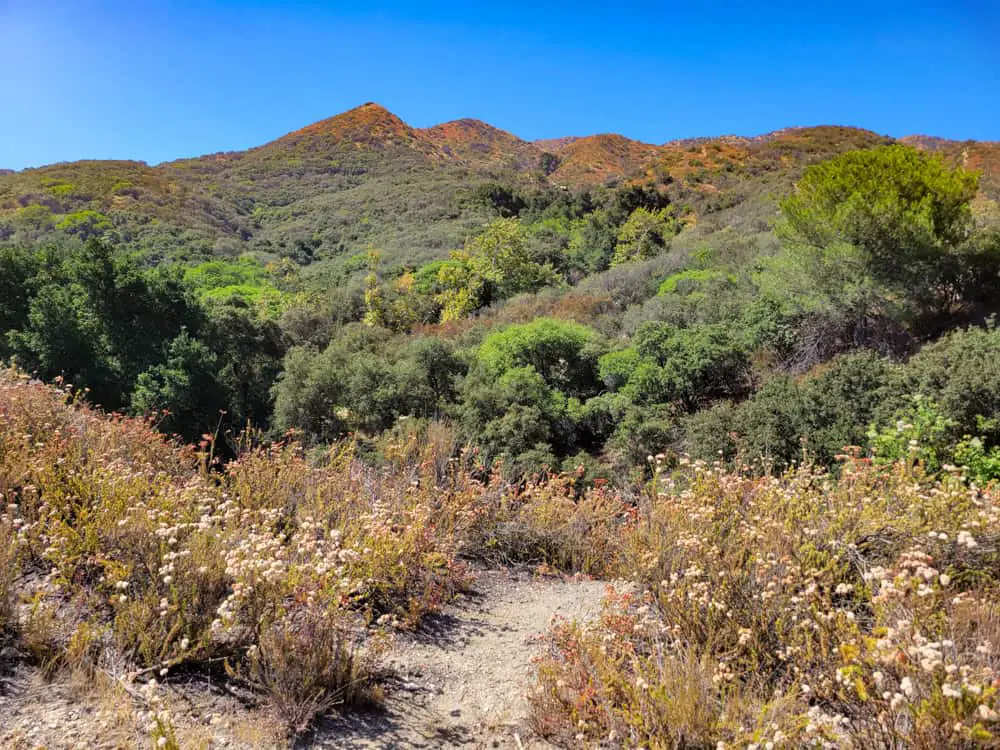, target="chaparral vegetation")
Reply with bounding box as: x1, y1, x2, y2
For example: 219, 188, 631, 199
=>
2, 104, 1000, 747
